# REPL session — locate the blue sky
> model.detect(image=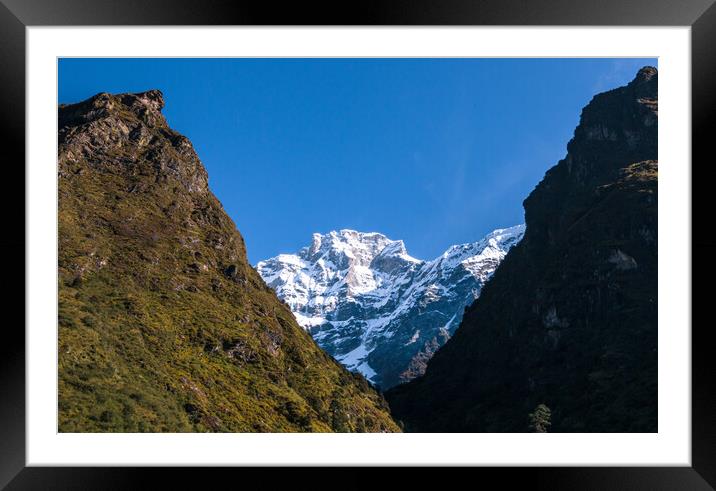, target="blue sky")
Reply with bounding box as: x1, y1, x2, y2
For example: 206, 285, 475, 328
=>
59, 58, 656, 263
